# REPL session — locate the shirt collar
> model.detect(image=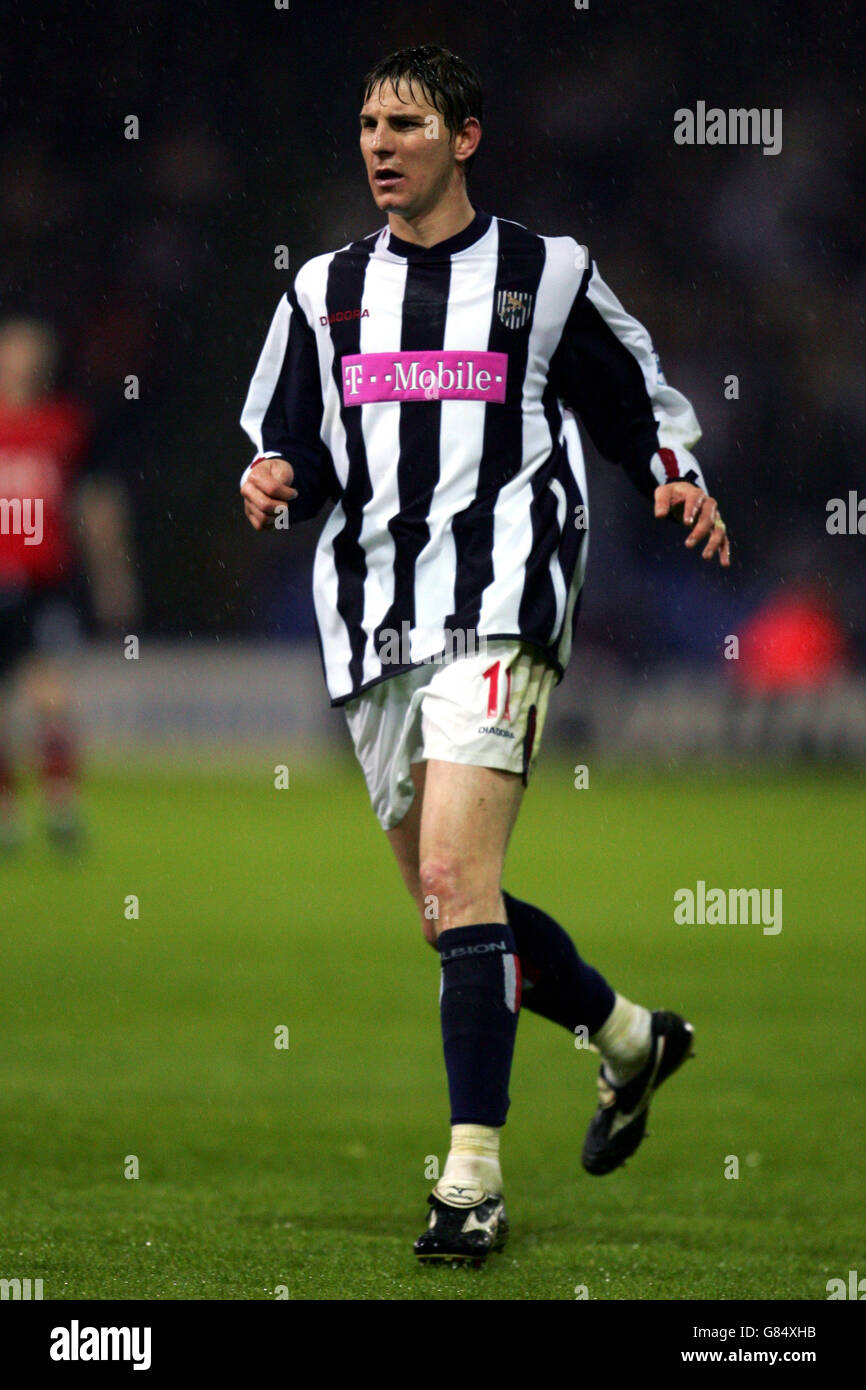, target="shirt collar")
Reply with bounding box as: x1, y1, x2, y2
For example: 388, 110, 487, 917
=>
384, 209, 492, 260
